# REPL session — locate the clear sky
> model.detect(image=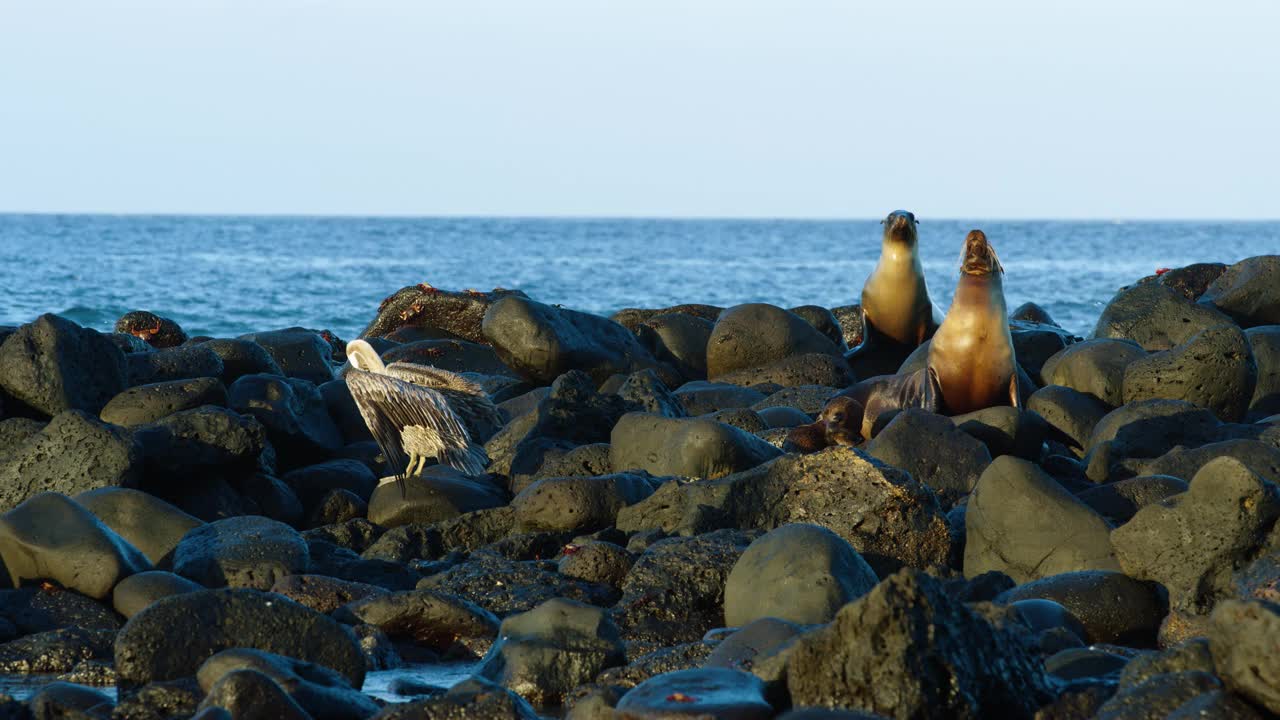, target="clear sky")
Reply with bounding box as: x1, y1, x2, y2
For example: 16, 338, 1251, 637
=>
2, 0, 1278, 219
